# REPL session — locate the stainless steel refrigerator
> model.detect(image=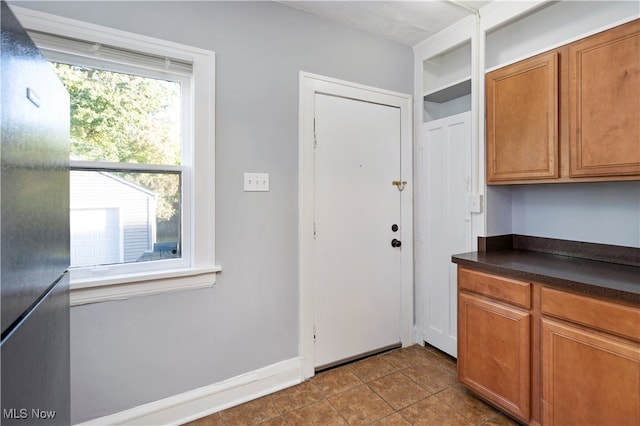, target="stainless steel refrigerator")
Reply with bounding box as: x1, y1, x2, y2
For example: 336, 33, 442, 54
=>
1, 1, 71, 424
